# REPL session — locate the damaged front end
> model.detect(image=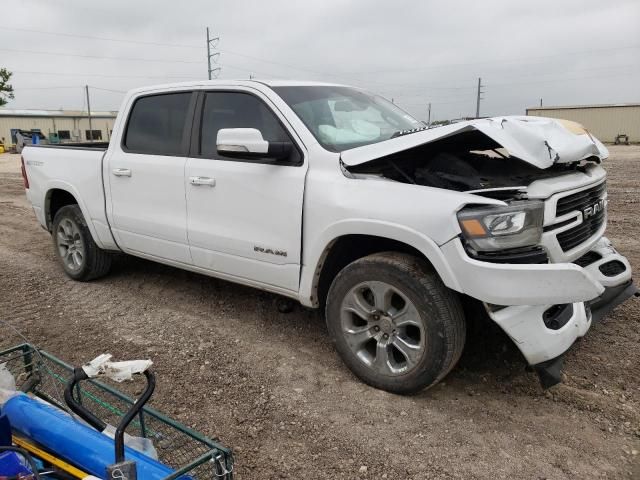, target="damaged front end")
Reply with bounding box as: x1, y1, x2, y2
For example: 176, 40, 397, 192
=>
342, 116, 608, 201
342, 116, 636, 388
